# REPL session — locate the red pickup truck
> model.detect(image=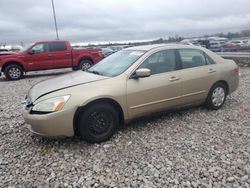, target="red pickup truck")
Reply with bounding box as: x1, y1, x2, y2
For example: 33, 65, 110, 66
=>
0, 40, 103, 80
